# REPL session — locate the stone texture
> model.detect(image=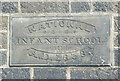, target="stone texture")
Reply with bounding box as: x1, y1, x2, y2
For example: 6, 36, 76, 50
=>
92, 2, 119, 12
0, 2, 2, 13
71, 2, 90, 13
0, 69, 2, 80
0, 16, 8, 30
114, 49, 120, 66
0, 1, 119, 80
2, 2, 18, 13
34, 68, 66, 79
10, 16, 110, 66
70, 68, 119, 79
0, 33, 7, 49
114, 33, 120, 47
2, 68, 30, 79
0, 51, 7, 66
114, 17, 120, 31
21, 2, 69, 13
